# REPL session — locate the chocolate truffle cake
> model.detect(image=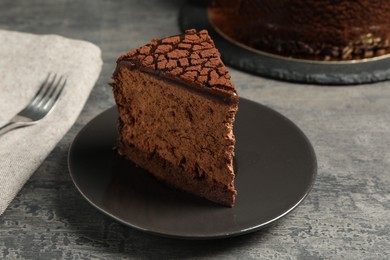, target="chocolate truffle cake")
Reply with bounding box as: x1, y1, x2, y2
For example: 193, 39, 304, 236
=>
209, 0, 390, 61
111, 29, 238, 207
